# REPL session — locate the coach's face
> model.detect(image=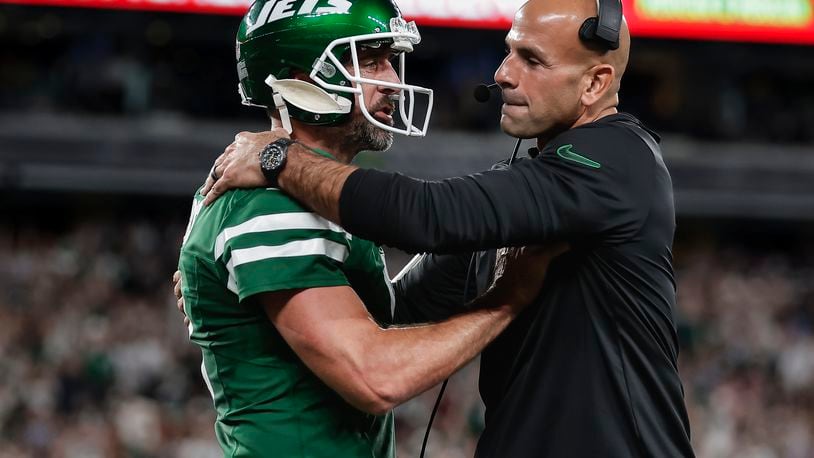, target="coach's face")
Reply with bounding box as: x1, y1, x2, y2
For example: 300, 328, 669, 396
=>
495, 0, 597, 140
